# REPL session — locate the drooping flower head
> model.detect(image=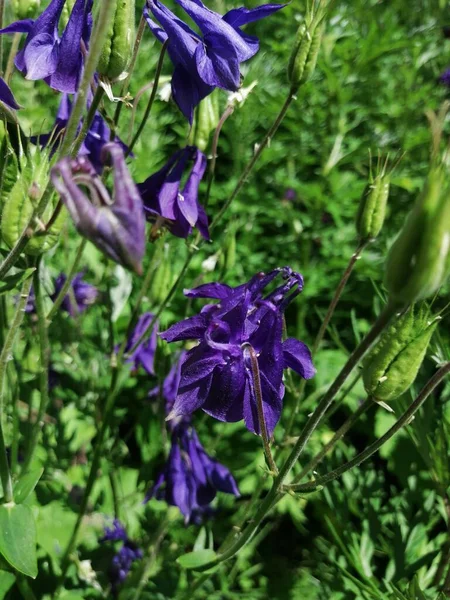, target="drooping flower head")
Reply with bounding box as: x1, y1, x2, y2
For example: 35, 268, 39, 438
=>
138, 146, 209, 240
123, 313, 159, 376
0, 0, 93, 93
100, 519, 142, 595
51, 143, 146, 274
144, 0, 285, 122
147, 419, 239, 523
161, 268, 315, 435
51, 272, 98, 316
33, 93, 130, 173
